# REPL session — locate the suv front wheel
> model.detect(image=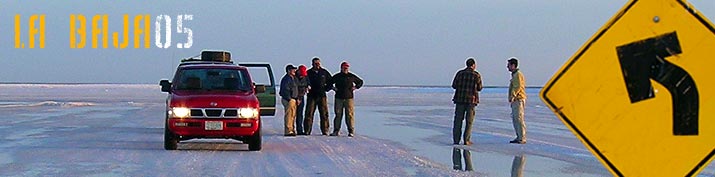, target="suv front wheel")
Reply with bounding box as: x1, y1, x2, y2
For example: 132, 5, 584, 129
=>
164, 119, 179, 150
247, 123, 262, 151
